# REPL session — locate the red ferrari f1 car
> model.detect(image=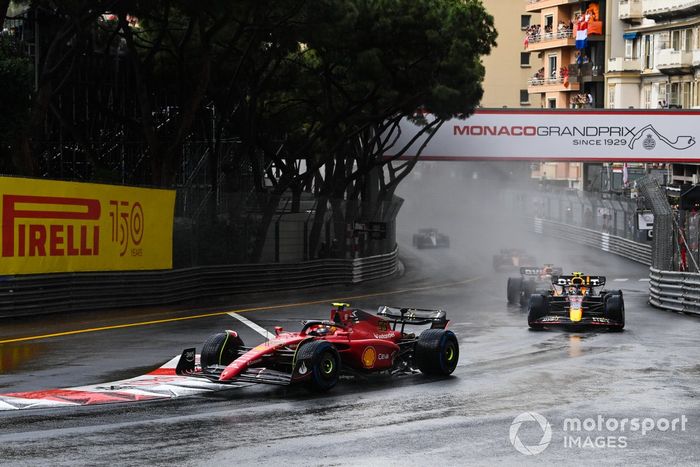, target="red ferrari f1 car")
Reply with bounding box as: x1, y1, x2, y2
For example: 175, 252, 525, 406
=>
175, 303, 459, 392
